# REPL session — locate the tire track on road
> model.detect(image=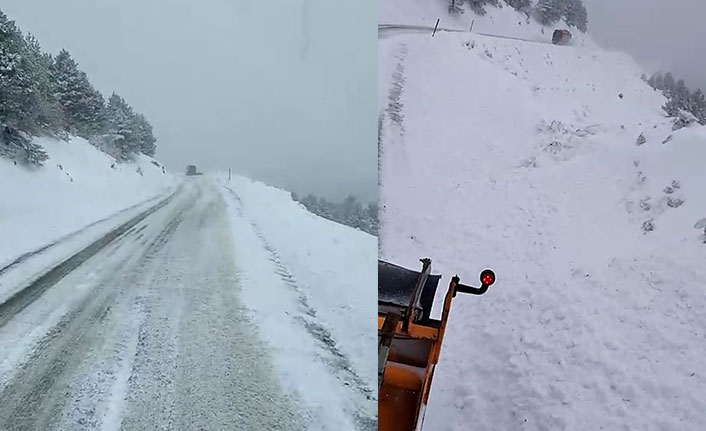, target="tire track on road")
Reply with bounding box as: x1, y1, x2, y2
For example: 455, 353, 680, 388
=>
0, 191, 177, 329
0, 195, 189, 431
0, 193, 168, 277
